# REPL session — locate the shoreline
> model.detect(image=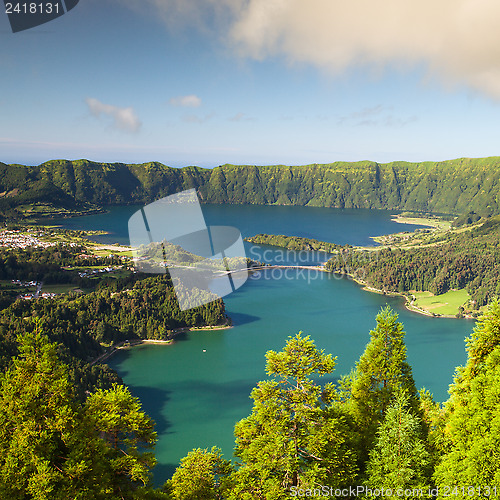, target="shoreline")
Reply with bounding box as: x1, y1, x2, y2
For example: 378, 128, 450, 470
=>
254, 264, 468, 319
264, 264, 328, 272
389, 214, 451, 230
92, 244, 133, 252
27, 207, 107, 220
340, 273, 466, 319
91, 322, 232, 365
